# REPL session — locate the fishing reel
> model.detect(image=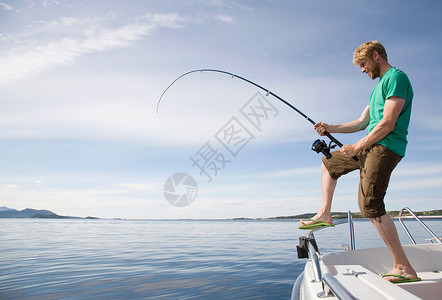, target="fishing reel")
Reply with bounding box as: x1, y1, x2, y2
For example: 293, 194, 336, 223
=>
312, 139, 336, 159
